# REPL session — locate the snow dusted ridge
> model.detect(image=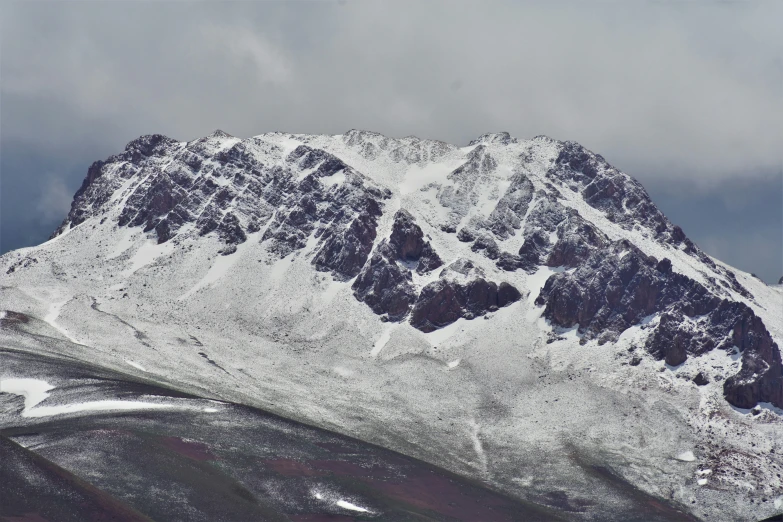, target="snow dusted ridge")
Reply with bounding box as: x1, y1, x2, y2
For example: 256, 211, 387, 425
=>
2, 129, 782, 520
